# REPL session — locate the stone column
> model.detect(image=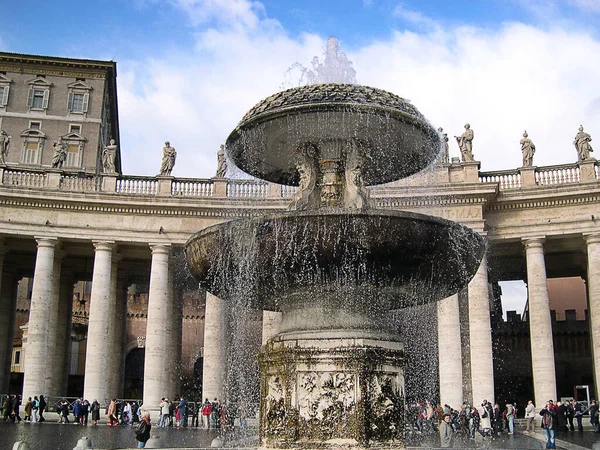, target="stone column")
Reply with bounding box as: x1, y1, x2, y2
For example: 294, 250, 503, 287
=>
55, 271, 74, 395
0, 241, 17, 393
22, 237, 58, 400
523, 237, 557, 404
113, 272, 129, 398
83, 241, 116, 403
45, 251, 64, 396
107, 255, 124, 399
437, 293, 463, 408
143, 244, 173, 409
262, 311, 282, 345
170, 270, 183, 400
468, 254, 495, 405
202, 292, 228, 401
584, 234, 600, 398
